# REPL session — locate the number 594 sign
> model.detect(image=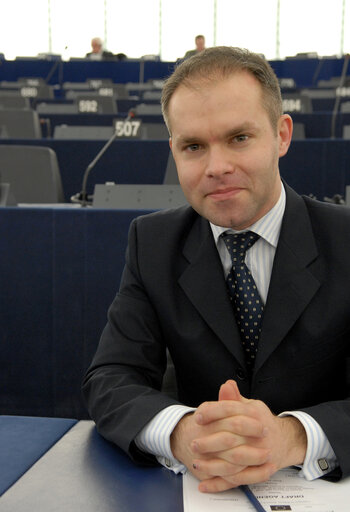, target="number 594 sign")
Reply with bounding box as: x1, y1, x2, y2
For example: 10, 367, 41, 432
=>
114, 120, 142, 138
